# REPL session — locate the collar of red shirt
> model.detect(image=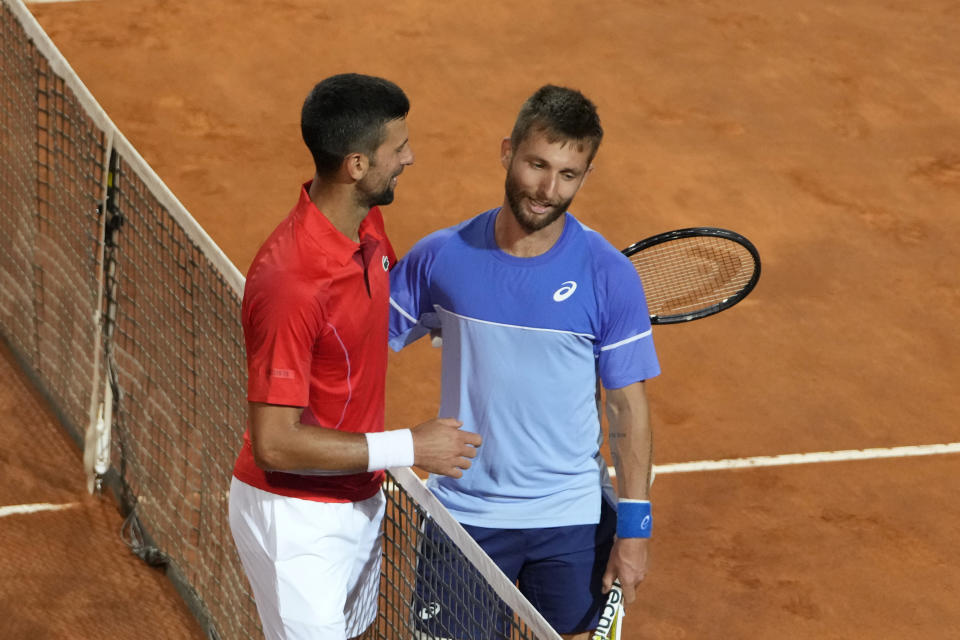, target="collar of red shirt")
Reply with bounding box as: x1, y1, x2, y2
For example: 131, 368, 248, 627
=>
293, 181, 382, 268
